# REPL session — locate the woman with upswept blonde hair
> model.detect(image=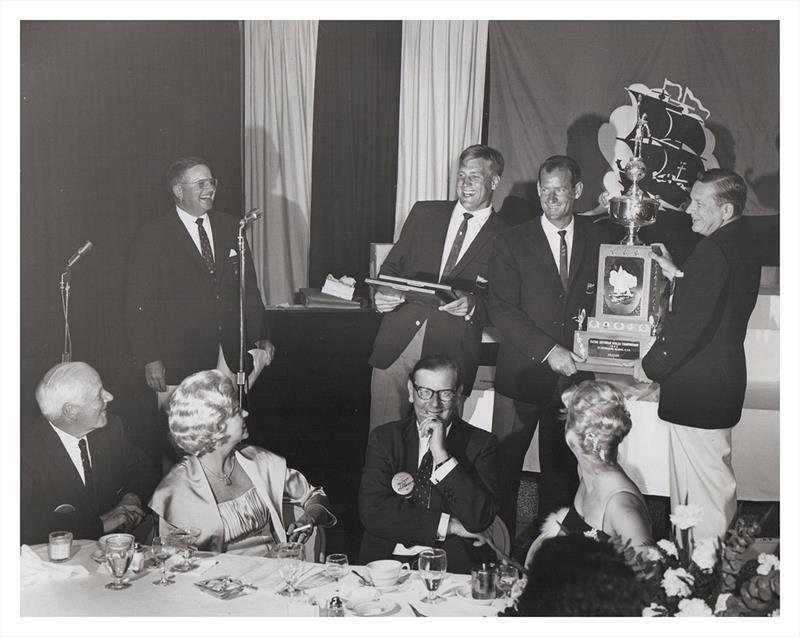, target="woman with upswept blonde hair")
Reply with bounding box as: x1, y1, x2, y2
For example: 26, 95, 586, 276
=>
149, 370, 336, 557
525, 380, 652, 566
